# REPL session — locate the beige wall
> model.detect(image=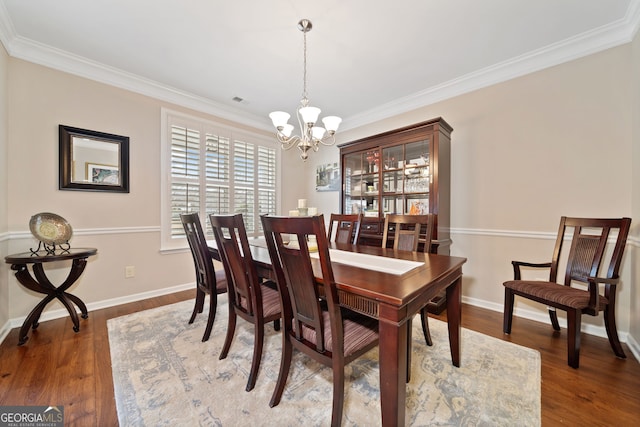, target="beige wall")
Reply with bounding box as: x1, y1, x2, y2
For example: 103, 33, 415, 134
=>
631, 29, 640, 344
306, 43, 637, 347
0, 42, 9, 331
2, 37, 638, 355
